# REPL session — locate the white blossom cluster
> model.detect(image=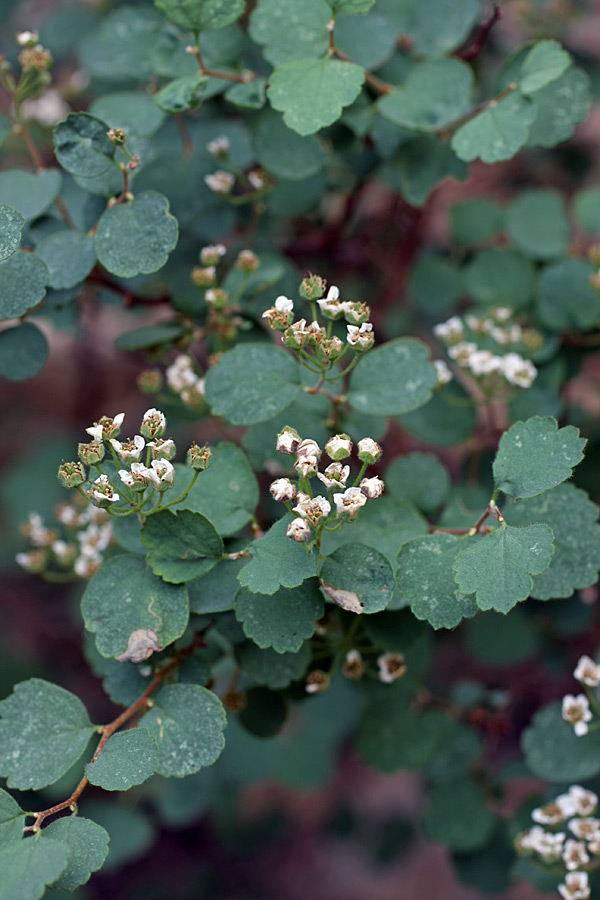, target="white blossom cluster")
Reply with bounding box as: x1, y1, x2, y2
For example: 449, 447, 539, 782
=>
262, 286, 375, 359
516, 785, 600, 899
271, 428, 384, 543
562, 655, 600, 737
165, 354, 205, 406
16, 503, 112, 580
434, 309, 540, 390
